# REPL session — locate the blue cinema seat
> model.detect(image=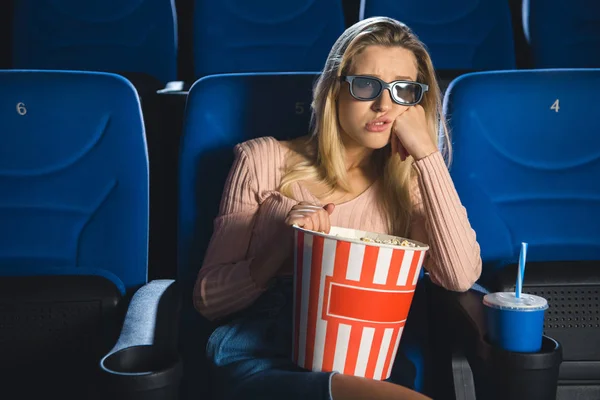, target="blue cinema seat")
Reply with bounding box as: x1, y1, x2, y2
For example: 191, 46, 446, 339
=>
0, 70, 180, 400
523, 0, 600, 68
359, 0, 516, 89
12, 0, 178, 85
444, 69, 600, 399
177, 72, 458, 398
12, 0, 181, 279
192, 0, 345, 78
